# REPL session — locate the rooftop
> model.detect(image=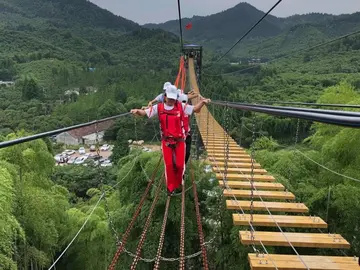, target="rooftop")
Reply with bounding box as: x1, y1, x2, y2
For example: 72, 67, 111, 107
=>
67, 120, 114, 138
